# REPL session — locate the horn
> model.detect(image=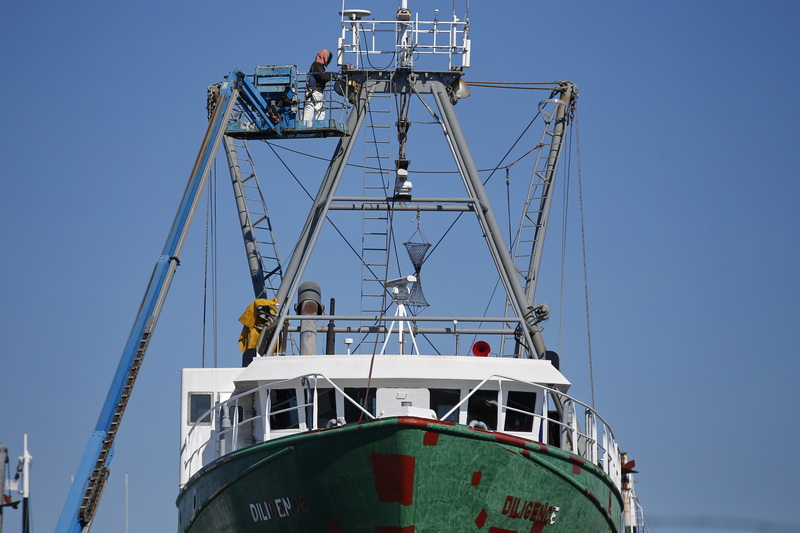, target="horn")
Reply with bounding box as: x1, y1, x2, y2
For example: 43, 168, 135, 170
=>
472, 341, 491, 357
